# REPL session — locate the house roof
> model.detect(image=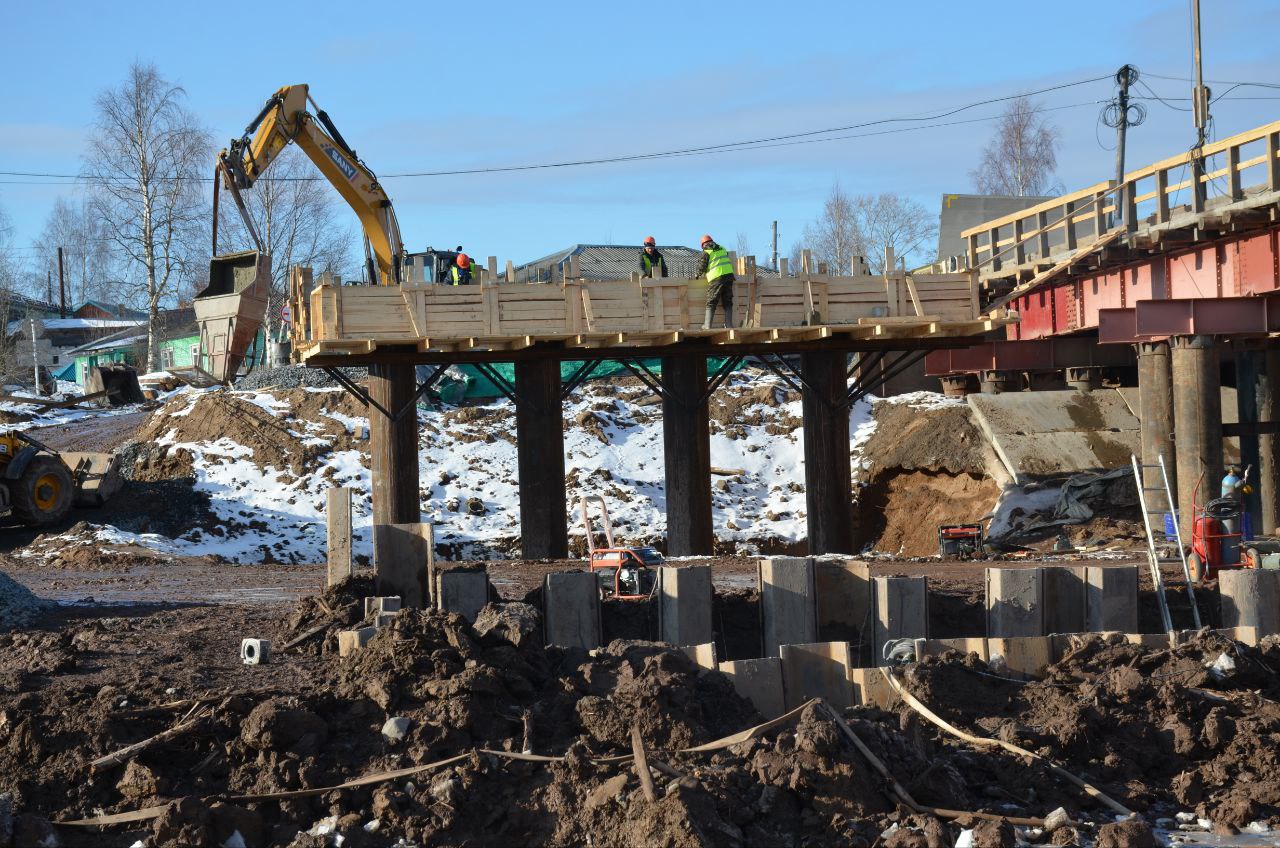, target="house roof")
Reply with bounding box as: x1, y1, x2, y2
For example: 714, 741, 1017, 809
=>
75, 299, 148, 320
509, 243, 781, 283
61, 308, 197, 357
7, 317, 140, 336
